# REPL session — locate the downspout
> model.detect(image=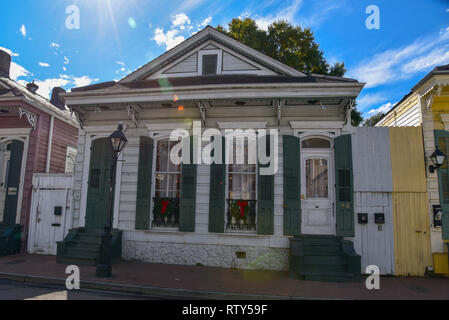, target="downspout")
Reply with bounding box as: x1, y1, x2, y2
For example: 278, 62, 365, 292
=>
46, 115, 54, 173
